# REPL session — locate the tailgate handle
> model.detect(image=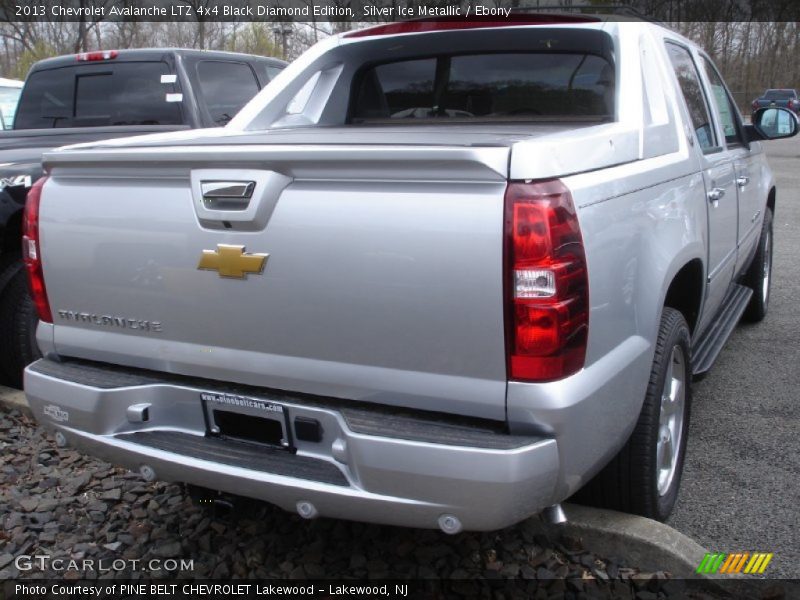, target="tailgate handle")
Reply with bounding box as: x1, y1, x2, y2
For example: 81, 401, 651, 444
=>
201, 180, 255, 210
191, 169, 292, 231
